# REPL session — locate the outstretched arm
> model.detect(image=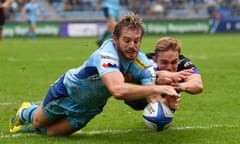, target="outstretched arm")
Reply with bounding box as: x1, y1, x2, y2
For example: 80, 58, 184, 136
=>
156, 69, 193, 85
156, 68, 203, 94
101, 71, 180, 109
174, 73, 203, 94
